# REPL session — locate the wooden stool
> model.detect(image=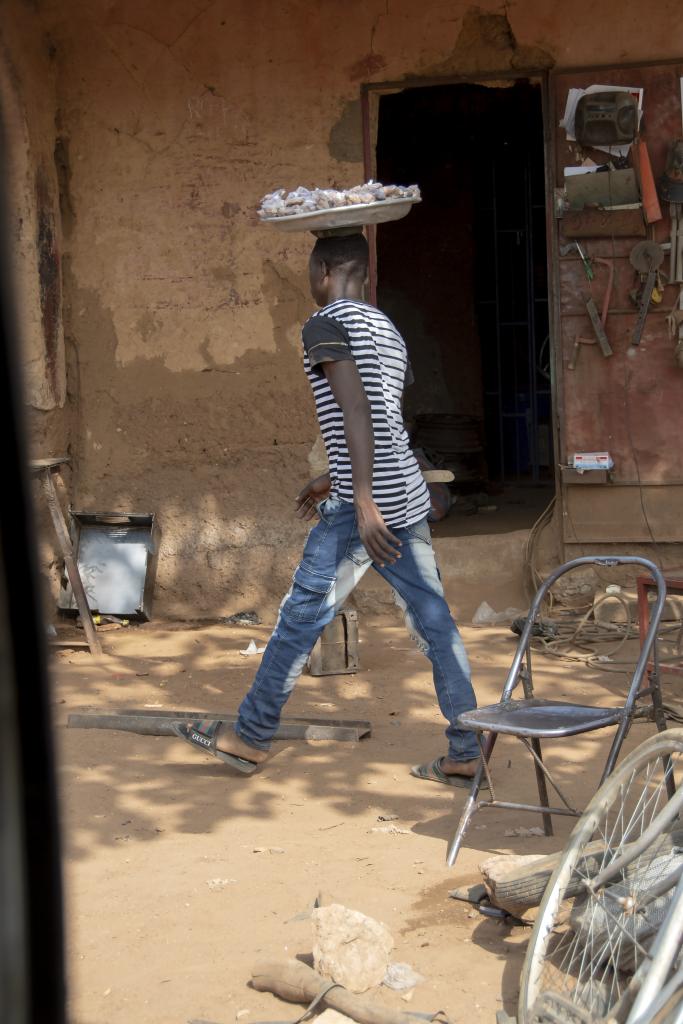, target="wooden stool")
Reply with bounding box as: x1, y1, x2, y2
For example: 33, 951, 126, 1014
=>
30, 457, 102, 656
